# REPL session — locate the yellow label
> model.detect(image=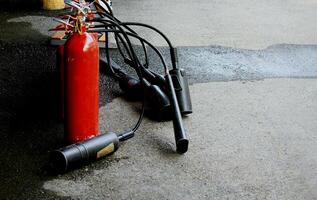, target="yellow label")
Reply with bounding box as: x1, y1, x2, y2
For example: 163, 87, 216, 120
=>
96, 143, 114, 159
43, 0, 65, 10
